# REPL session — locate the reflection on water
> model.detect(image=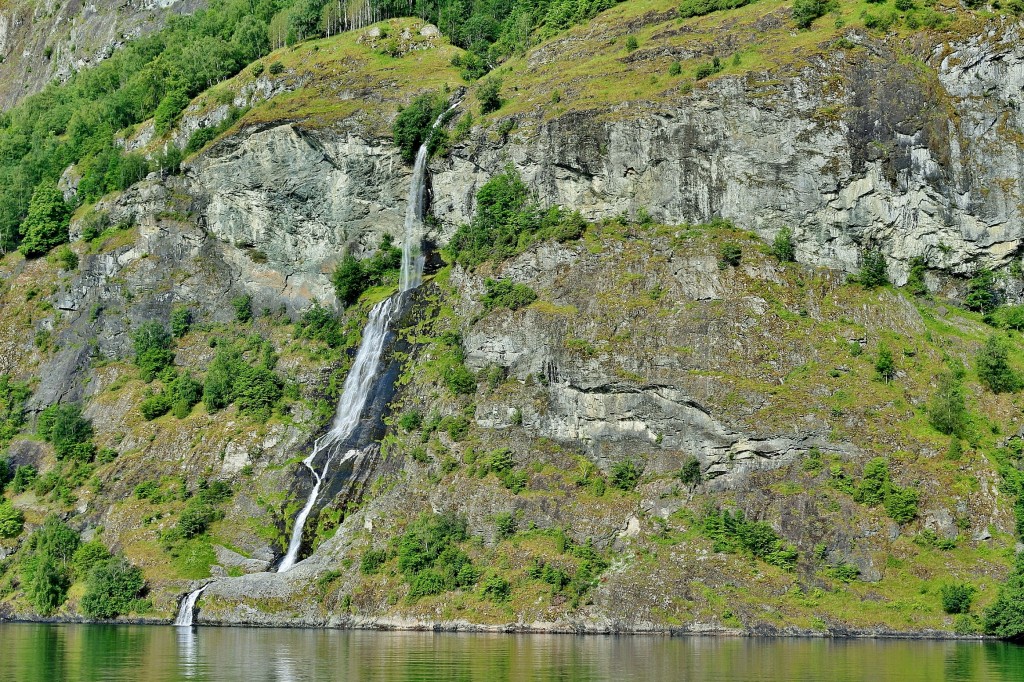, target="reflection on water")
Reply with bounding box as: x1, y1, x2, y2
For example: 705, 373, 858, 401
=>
0, 623, 1021, 682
